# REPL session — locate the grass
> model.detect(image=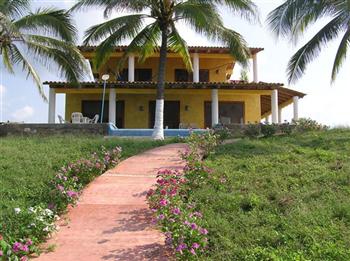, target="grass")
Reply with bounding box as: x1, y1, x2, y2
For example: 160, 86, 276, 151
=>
0, 136, 170, 224
194, 129, 350, 260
